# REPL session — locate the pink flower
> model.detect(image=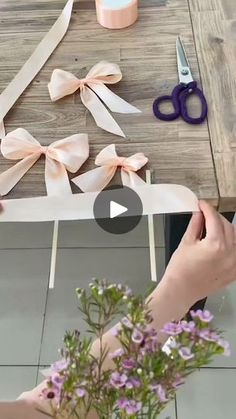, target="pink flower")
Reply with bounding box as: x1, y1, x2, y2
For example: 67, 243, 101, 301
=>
125, 377, 141, 389
109, 348, 125, 359
42, 387, 61, 403
156, 384, 168, 403
117, 399, 142, 415
161, 322, 183, 336
131, 329, 144, 344
110, 372, 128, 389
76, 388, 86, 398
51, 359, 69, 373
172, 374, 185, 388
51, 374, 65, 393
181, 320, 196, 333
168, 338, 179, 349
126, 400, 142, 415
144, 326, 158, 340
190, 310, 214, 323
117, 398, 128, 409
178, 347, 194, 360
122, 358, 136, 370
218, 339, 231, 356
198, 329, 220, 342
